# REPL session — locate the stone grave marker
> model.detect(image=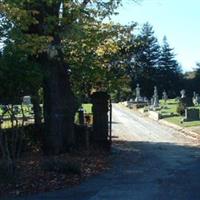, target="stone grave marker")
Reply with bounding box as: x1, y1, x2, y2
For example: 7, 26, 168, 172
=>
135, 84, 142, 102
180, 89, 186, 98
183, 108, 200, 121
162, 90, 168, 104
153, 86, 159, 108
193, 92, 200, 106
23, 96, 32, 105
